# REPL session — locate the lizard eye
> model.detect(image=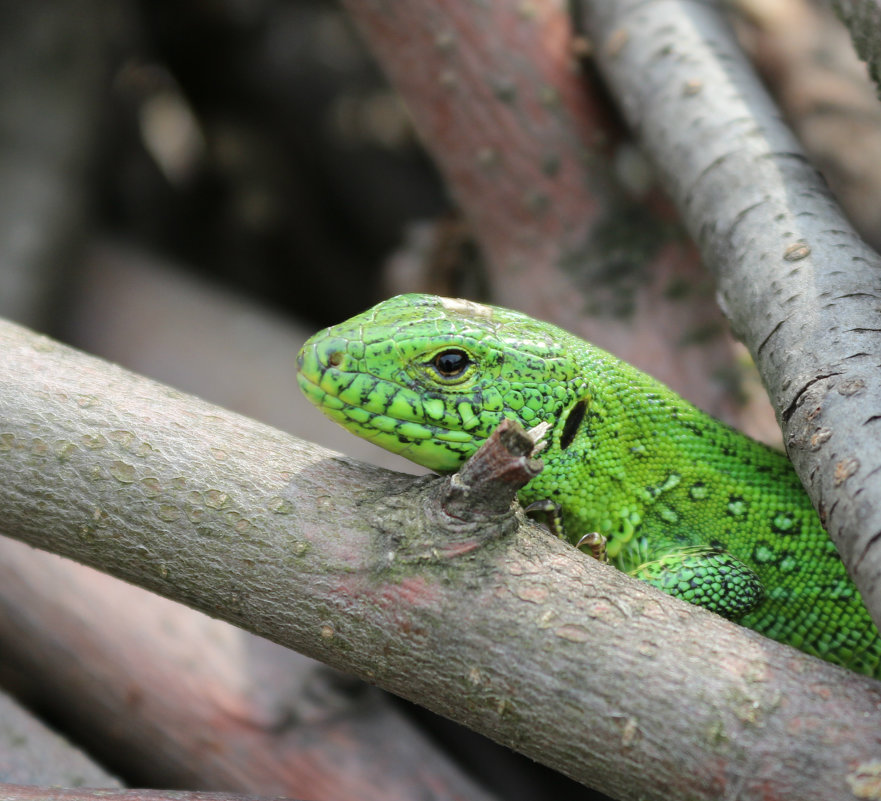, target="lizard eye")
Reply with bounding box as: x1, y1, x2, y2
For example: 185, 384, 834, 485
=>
431, 349, 471, 378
